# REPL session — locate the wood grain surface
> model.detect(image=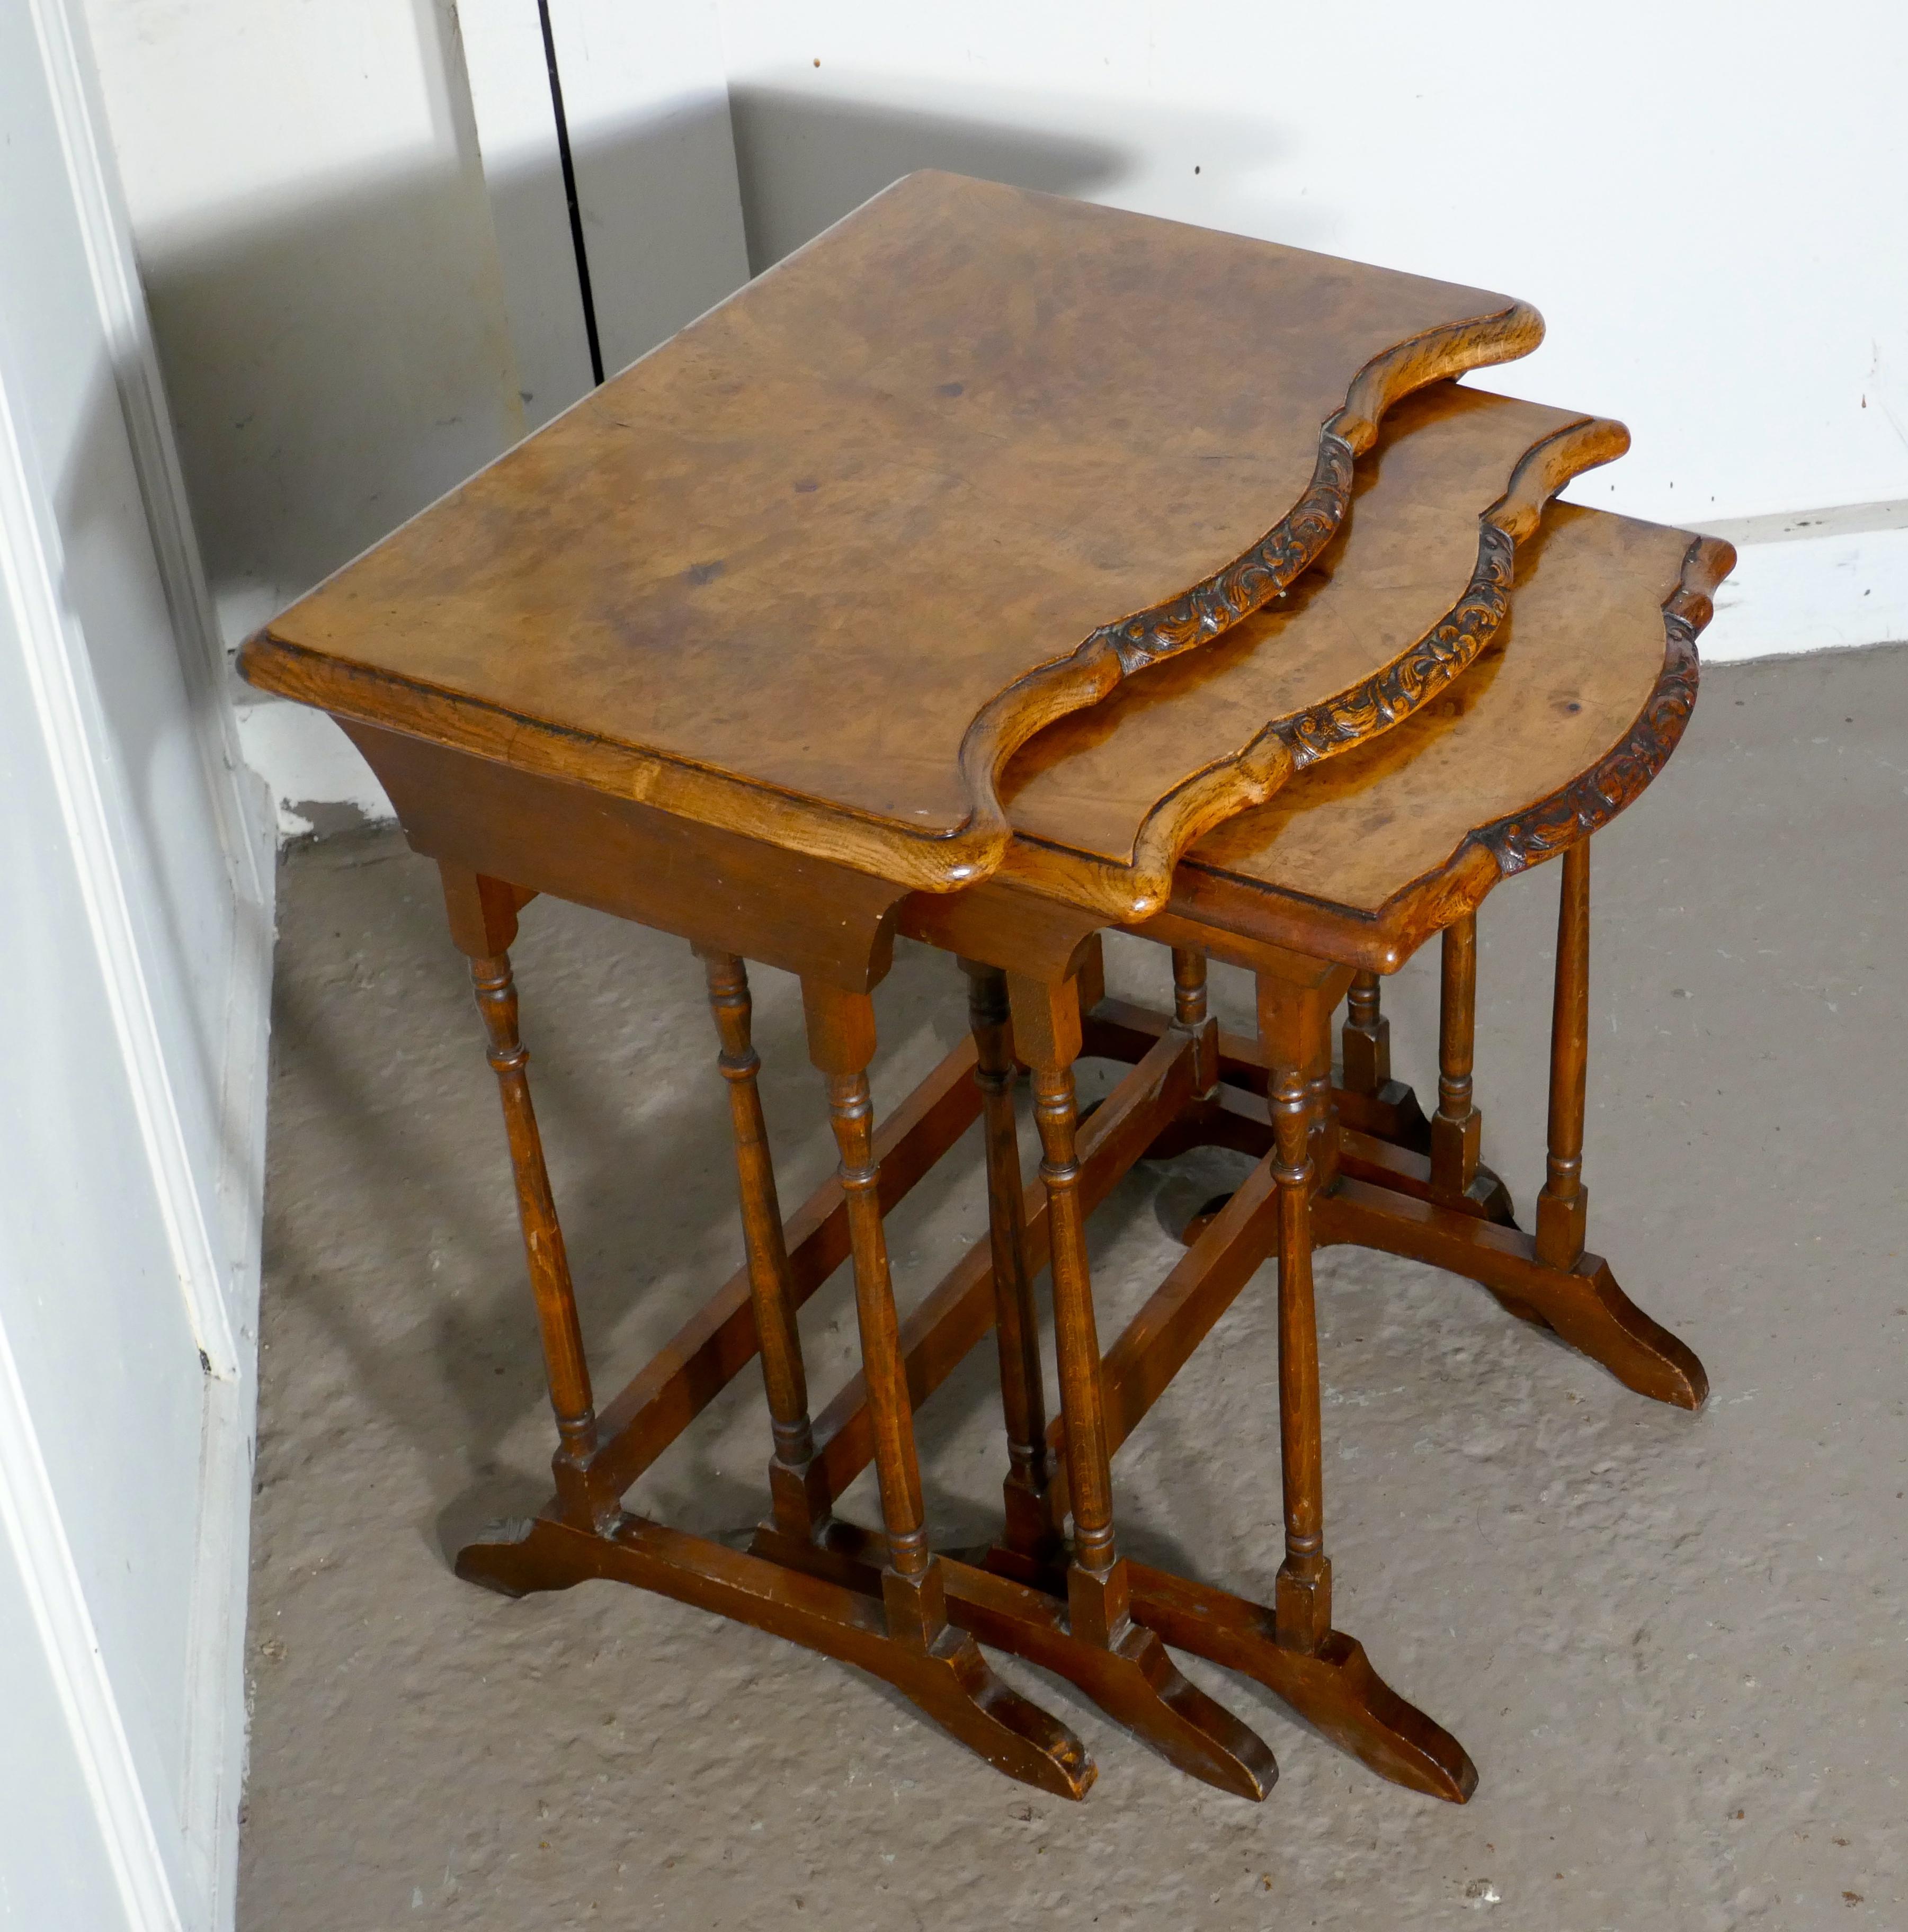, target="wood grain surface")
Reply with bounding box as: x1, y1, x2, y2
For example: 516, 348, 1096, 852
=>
1147, 507, 1735, 970
239, 171, 1538, 892
997, 382, 1627, 916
